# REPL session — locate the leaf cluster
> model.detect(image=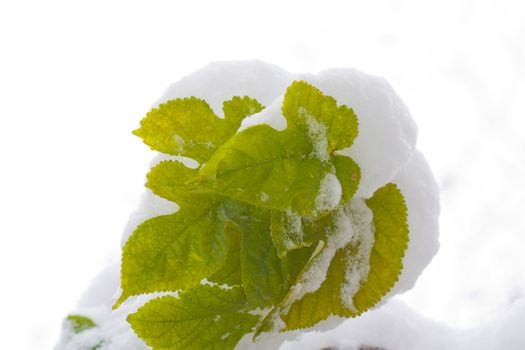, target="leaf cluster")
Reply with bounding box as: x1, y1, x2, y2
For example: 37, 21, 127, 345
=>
116, 81, 409, 349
